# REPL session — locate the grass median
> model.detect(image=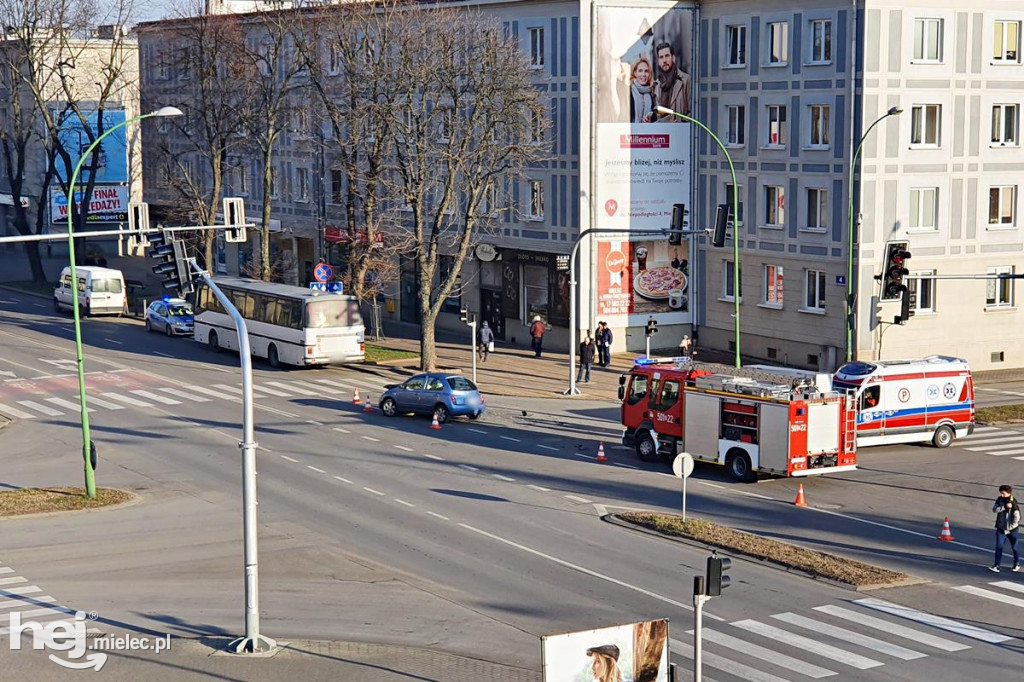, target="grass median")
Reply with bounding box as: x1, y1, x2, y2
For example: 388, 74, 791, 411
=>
363, 343, 419, 363
618, 511, 911, 588
0, 487, 135, 517
977, 404, 1024, 424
